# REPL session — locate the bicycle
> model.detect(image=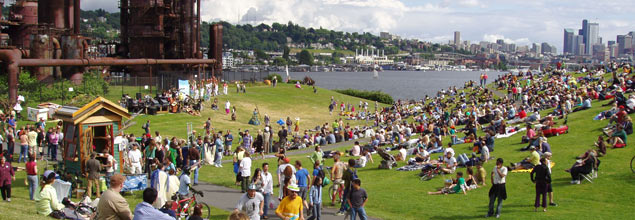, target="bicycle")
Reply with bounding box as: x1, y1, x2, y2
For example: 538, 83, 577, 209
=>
420, 164, 443, 181
165, 187, 211, 219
